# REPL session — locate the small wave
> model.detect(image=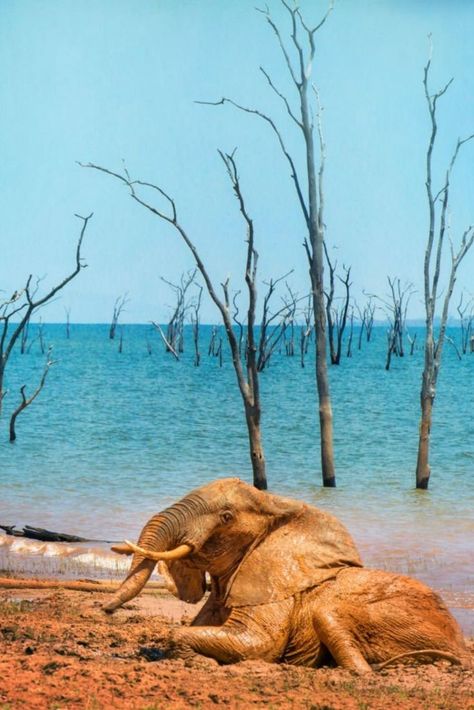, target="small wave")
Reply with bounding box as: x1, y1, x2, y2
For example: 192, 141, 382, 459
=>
0, 533, 131, 579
